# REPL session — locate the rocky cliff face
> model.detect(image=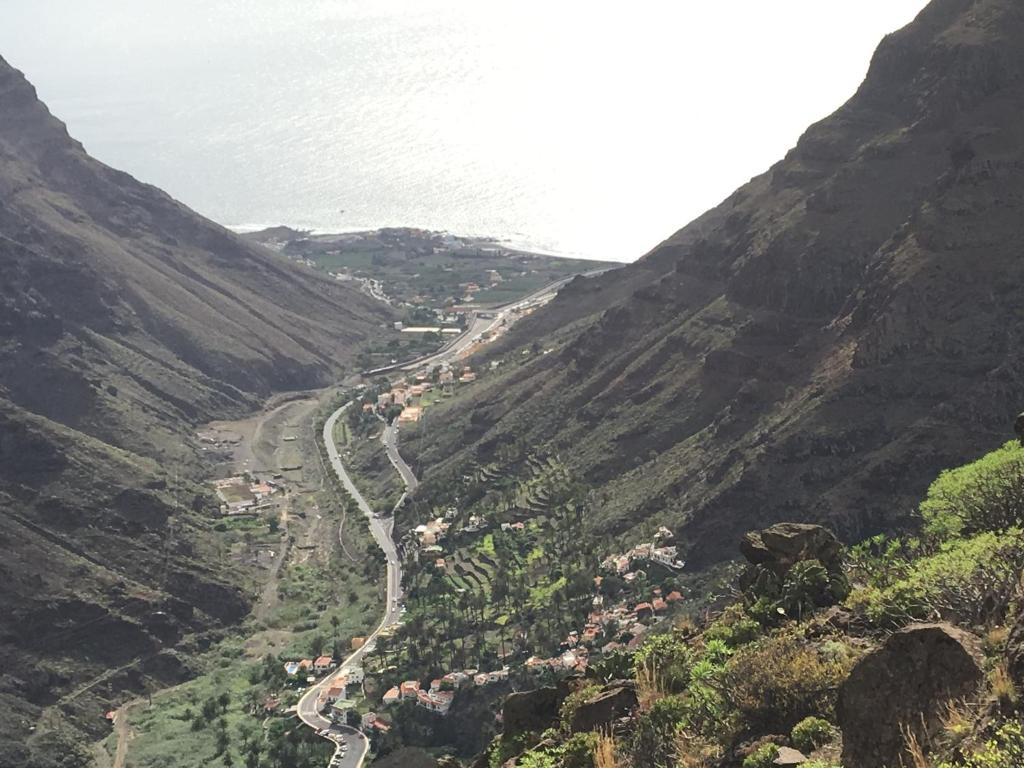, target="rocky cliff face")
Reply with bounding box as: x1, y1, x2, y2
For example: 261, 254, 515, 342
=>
413, 0, 1024, 564
0, 54, 392, 763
